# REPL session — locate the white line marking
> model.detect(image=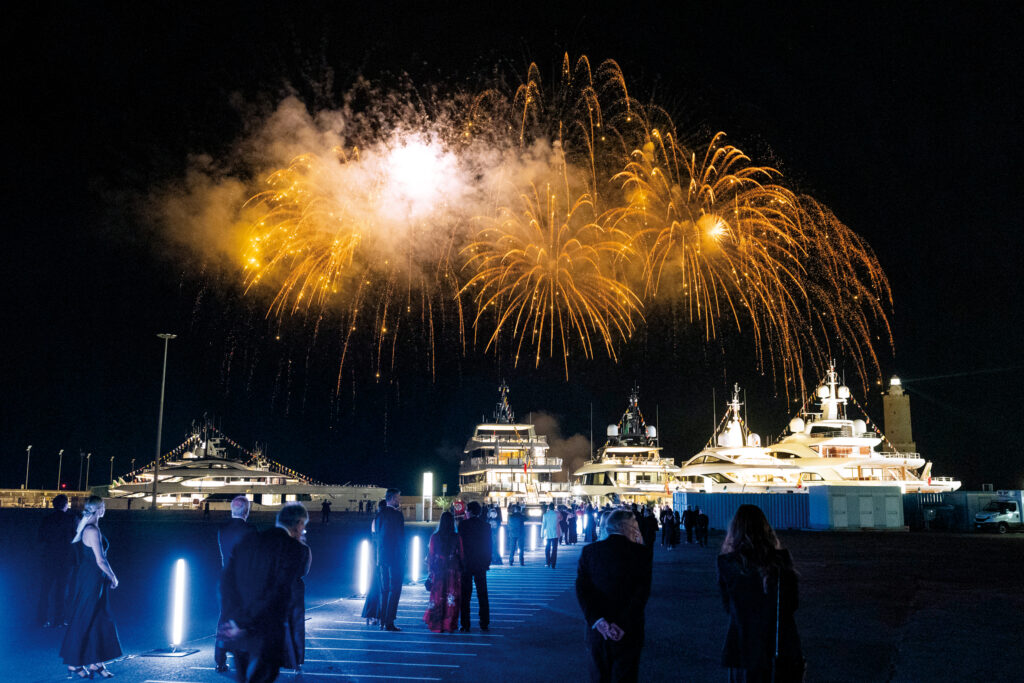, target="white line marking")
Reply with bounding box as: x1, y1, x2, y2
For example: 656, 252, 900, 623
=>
309, 636, 491, 646
303, 659, 459, 668
310, 628, 504, 637
306, 647, 477, 656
